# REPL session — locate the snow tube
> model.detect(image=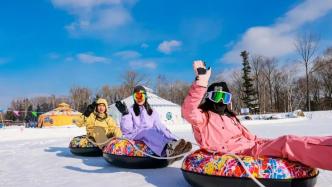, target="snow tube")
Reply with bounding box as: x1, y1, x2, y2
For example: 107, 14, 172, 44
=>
69, 135, 102, 157
181, 149, 318, 187
103, 138, 178, 169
